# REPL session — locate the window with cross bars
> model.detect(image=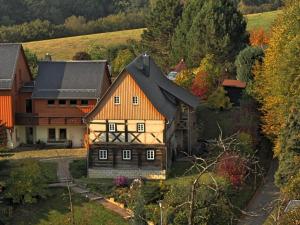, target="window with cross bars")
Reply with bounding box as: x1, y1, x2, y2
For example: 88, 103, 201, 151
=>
122, 150, 131, 160
137, 123, 145, 133
98, 150, 108, 160
146, 150, 155, 160
108, 123, 116, 132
